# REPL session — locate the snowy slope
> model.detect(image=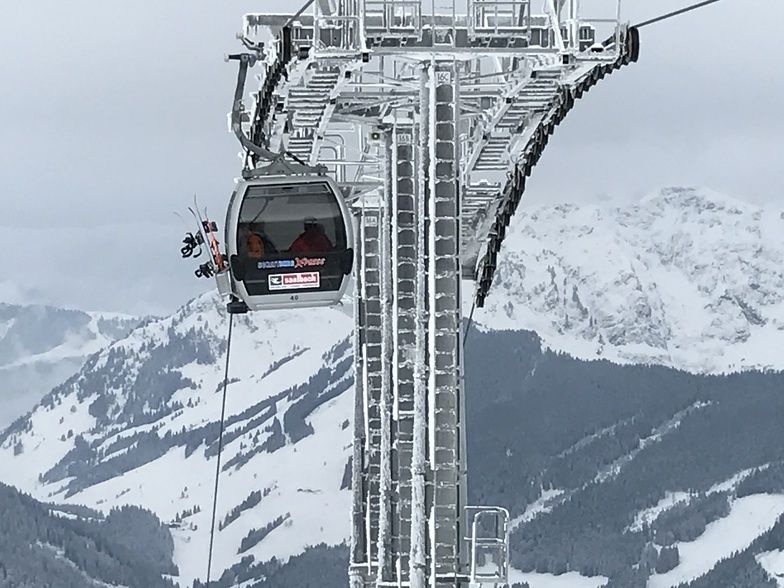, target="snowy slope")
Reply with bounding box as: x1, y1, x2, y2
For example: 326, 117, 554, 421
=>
0, 303, 140, 431
648, 494, 784, 588
507, 570, 608, 588
474, 186, 784, 374
758, 550, 784, 586
0, 294, 355, 587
